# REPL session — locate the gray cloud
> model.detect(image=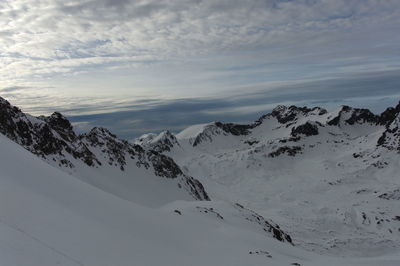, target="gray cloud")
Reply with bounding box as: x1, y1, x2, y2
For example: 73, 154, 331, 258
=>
1, 0, 399, 139
1, 0, 399, 86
